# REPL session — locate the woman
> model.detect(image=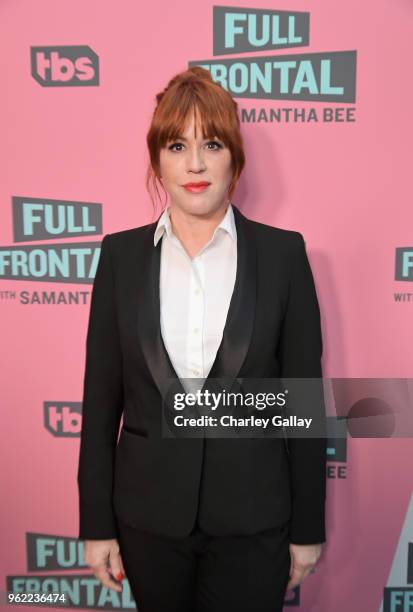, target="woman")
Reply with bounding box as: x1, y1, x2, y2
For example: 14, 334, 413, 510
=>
77, 66, 326, 612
